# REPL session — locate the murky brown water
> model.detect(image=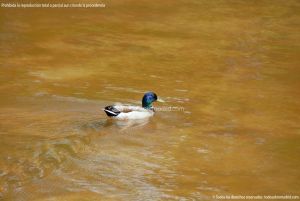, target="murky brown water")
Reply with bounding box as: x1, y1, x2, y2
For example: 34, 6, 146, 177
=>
1, 0, 300, 200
